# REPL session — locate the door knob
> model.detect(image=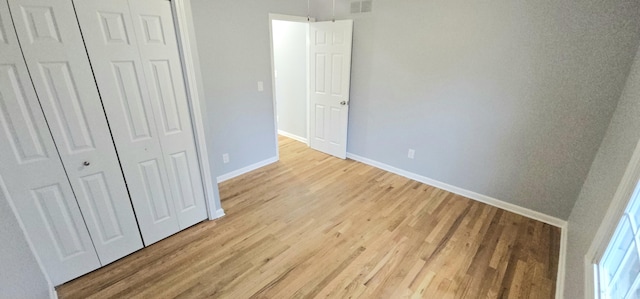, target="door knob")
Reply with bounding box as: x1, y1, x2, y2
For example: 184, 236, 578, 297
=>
83, 161, 91, 166
340, 101, 347, 106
